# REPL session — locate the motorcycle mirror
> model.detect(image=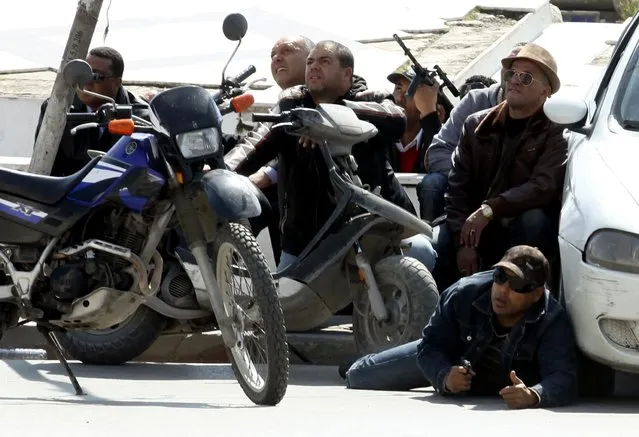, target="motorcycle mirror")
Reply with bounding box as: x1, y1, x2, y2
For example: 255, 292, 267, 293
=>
62, 59, 93, 88
222, 13, 248, 41
220, 13, 248, 88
